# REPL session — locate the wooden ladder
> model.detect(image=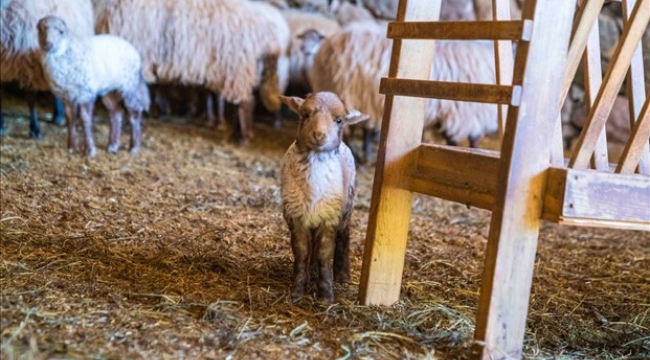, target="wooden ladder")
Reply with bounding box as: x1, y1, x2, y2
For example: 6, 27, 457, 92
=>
358, 0, 650, 358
